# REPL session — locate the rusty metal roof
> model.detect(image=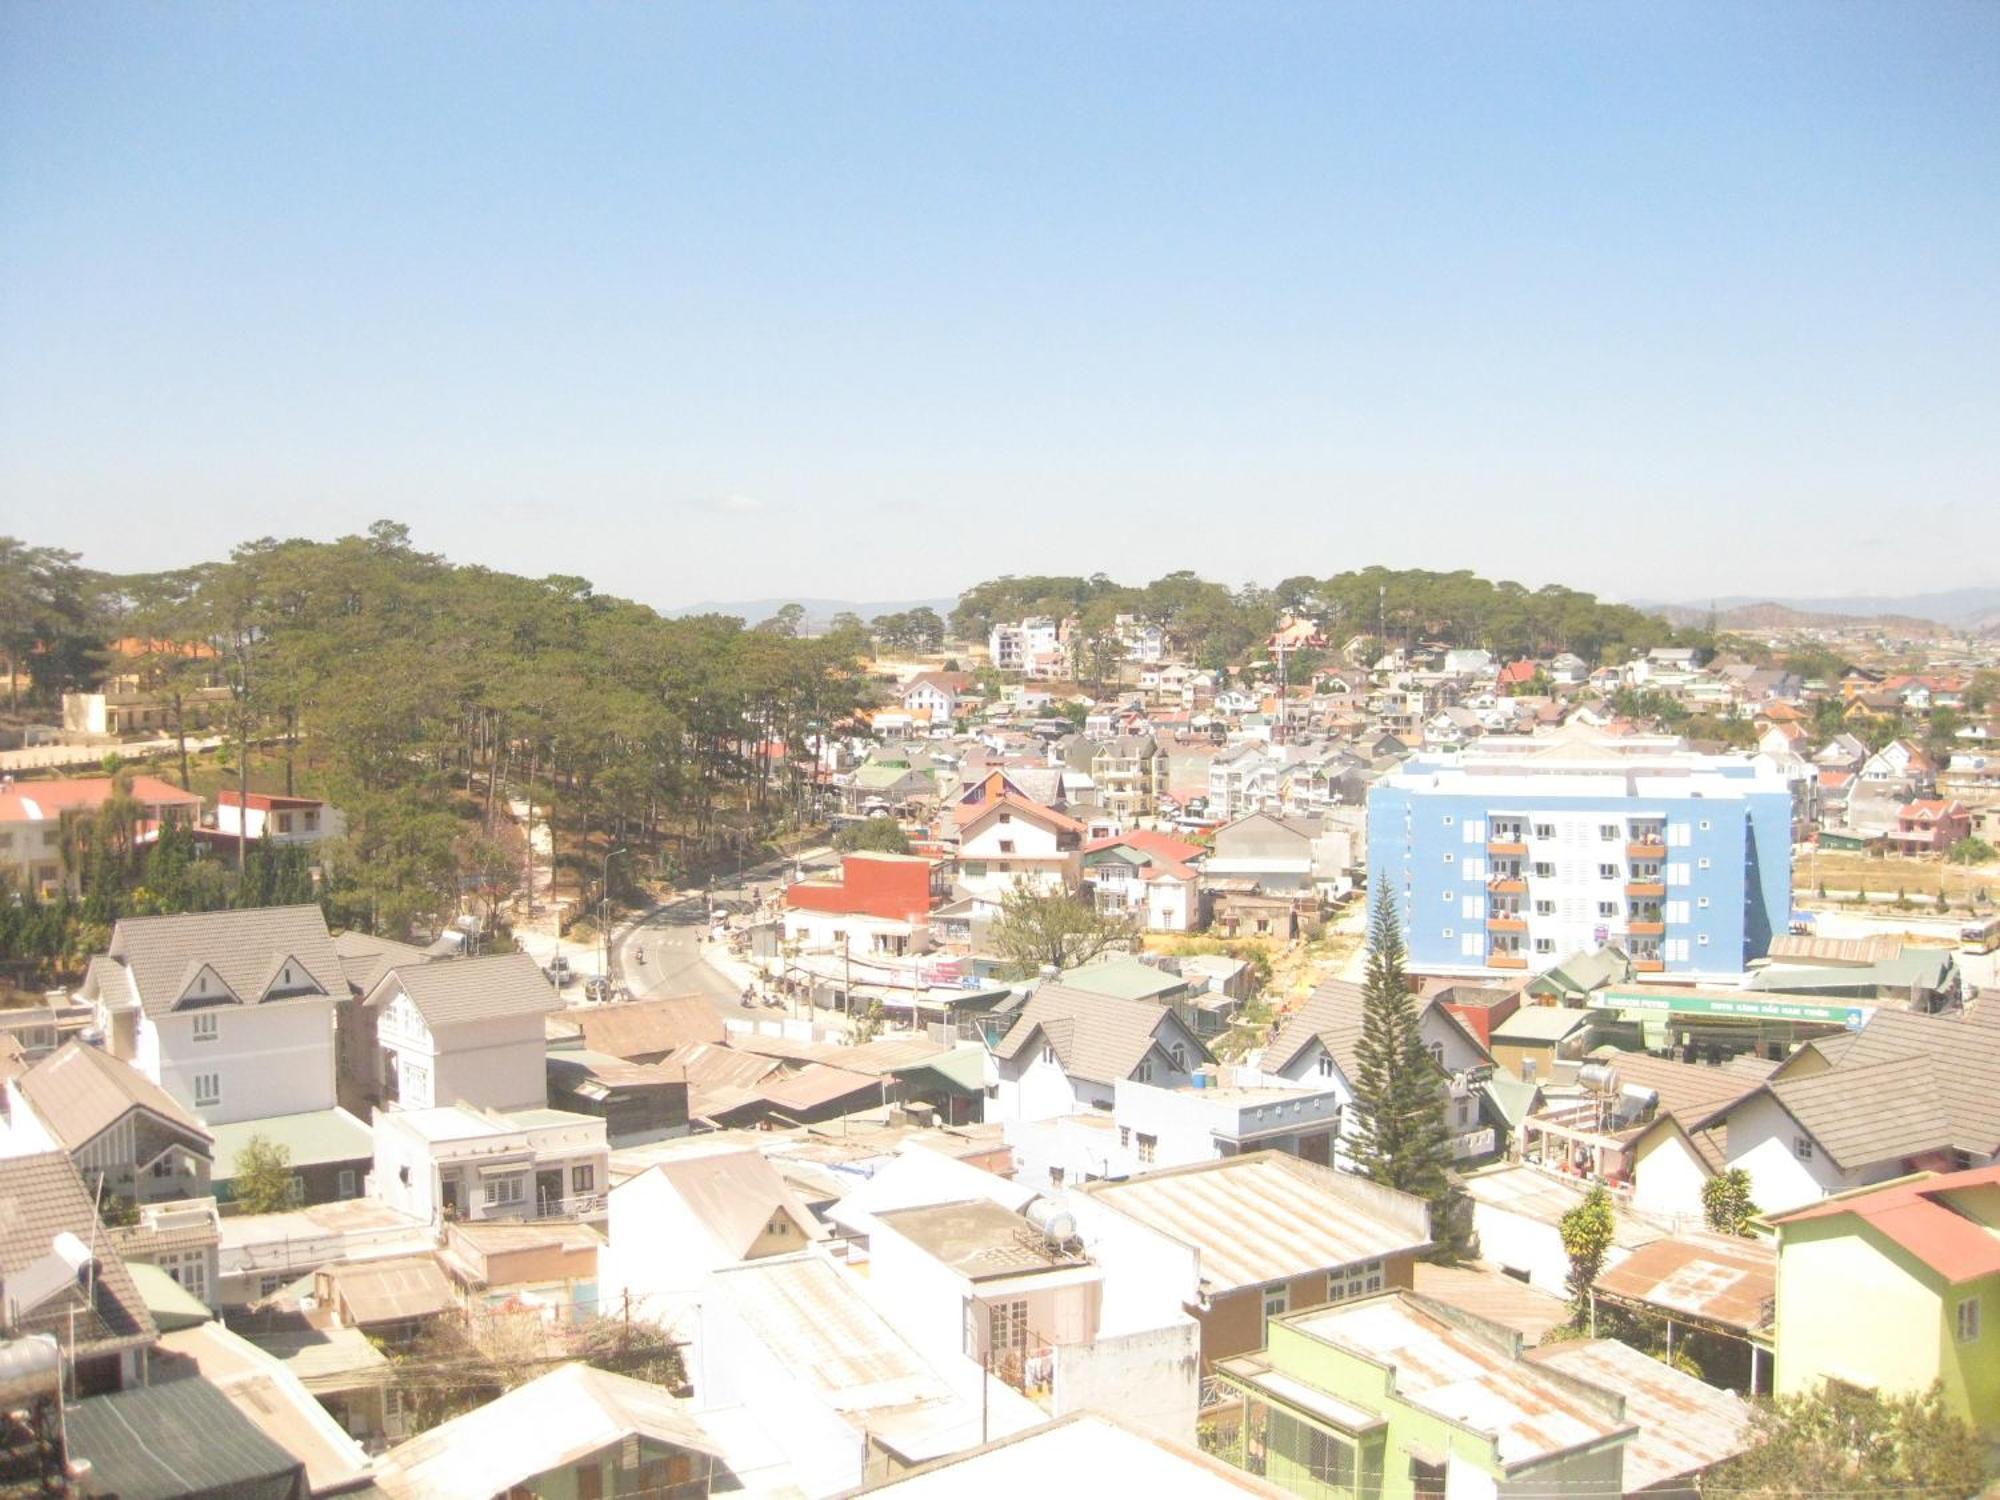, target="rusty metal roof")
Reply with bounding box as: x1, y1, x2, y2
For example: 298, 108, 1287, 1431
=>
1287, 1294, 1635, 1472
1591, 1232, 1775, 1334
1526, 1338, 1754, 1490
319, 1254, 454, 1326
